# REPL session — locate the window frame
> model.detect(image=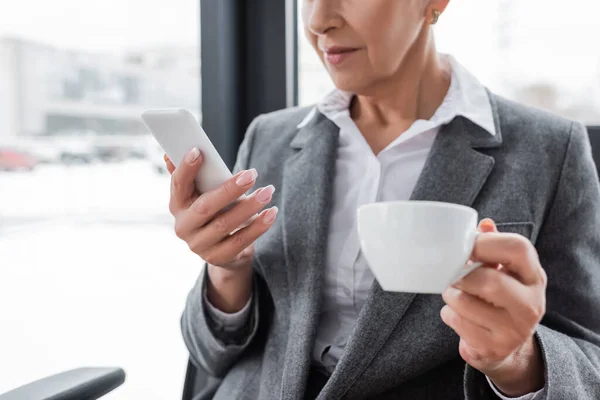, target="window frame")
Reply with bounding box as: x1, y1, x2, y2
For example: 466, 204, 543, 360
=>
200, 0, 298, 169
